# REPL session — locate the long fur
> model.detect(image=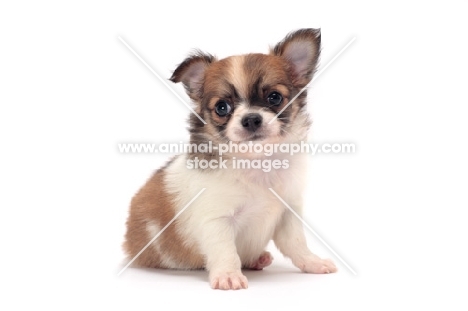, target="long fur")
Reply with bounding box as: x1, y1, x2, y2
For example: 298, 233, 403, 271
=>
123, 28, 337, 290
